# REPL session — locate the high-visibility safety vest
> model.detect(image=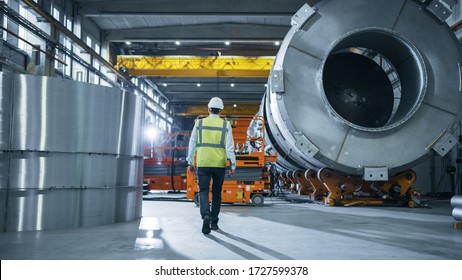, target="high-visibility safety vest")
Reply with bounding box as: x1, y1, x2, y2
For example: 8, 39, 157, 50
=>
196, 117, 229, 168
